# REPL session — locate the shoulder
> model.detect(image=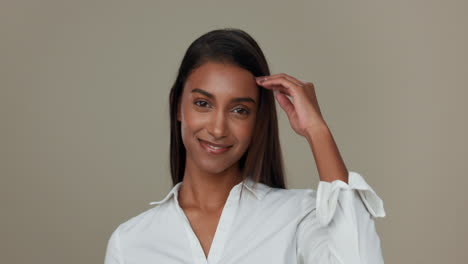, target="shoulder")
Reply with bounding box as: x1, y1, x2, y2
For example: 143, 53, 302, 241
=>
261, 185, 318, 216
267, 186, 316, 200
268, 185, 317, 202
110, 204, 165, 240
